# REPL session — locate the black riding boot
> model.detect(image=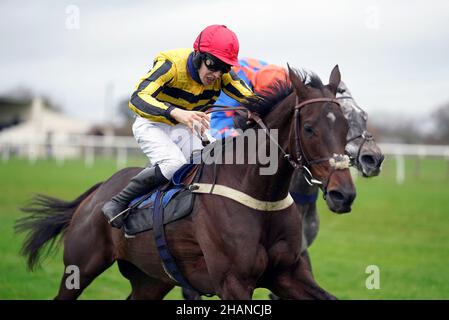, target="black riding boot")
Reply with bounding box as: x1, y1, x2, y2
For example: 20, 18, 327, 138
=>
102, 165, 168, 228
